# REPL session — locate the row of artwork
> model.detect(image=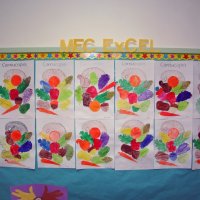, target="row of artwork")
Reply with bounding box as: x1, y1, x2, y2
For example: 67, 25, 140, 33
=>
0, 59, 199, 170
0, 117, 200, 170
0, 60, 199, 118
